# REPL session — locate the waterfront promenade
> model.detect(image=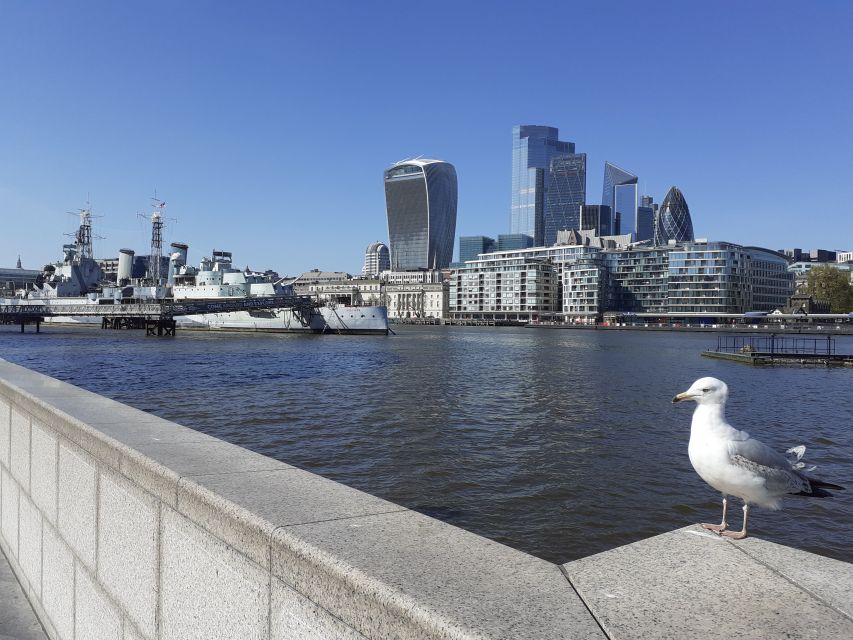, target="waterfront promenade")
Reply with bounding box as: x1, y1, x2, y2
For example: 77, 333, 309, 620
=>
1, 359, 852, 639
